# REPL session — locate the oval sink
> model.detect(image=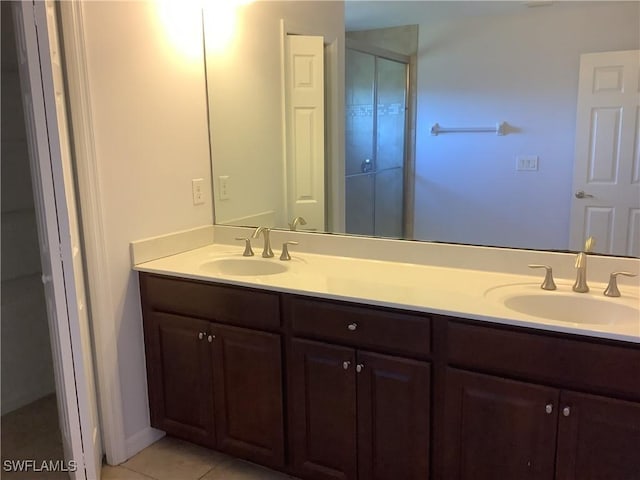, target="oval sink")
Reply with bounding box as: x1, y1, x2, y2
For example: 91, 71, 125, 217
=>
504, 294, 638, 325
485, 284, 639, 326
200, 258, 288, 276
